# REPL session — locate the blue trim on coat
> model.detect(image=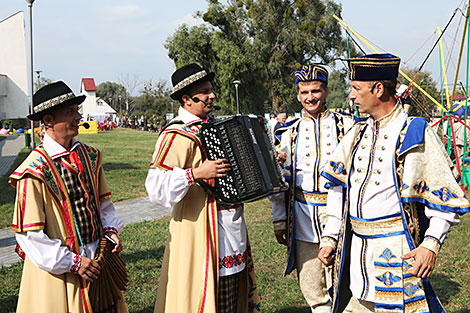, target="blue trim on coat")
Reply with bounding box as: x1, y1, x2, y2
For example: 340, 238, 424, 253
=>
398, 117, 426, 156
320, 171, 347, 189
401, 196, 470, 214
350, 212, 401, 222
